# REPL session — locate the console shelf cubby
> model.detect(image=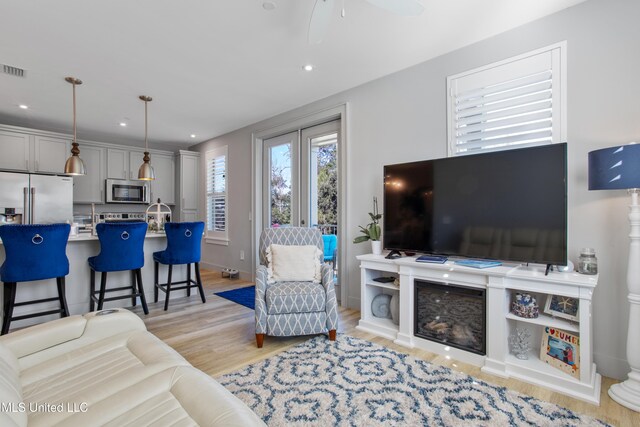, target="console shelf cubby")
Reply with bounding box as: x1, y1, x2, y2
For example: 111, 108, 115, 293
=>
356, 253, 601, 405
